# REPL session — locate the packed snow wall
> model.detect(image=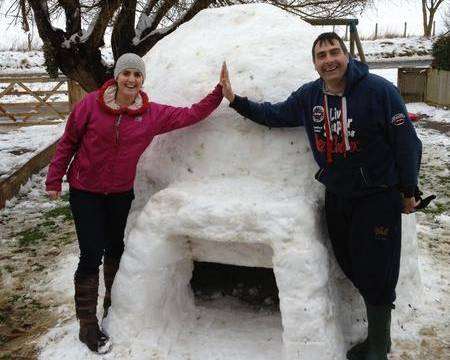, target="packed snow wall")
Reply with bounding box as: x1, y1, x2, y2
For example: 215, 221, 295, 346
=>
105, 4, 422, 359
